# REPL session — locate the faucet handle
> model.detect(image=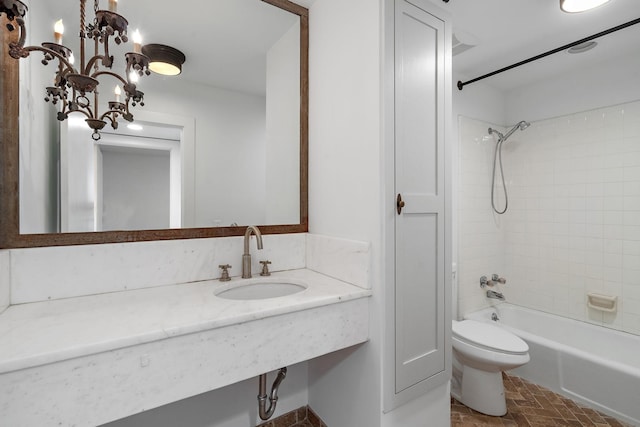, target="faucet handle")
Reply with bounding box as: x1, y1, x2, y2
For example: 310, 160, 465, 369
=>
259, 260, 271, 276
218, 264, 232, 282
480, 276, 489, 288
491, 274, 506, 284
